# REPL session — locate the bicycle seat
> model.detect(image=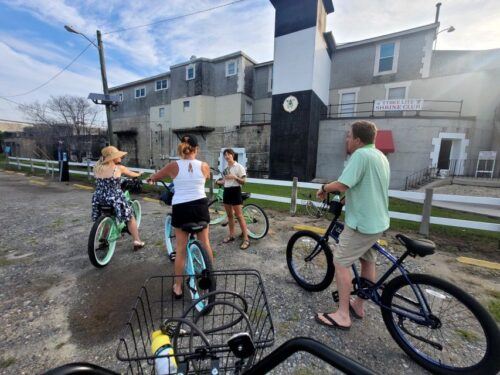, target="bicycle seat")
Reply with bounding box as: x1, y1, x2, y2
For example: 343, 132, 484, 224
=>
181, 221, 208, 233
396, 234, 435, 257
99, 205, 115, 215
241, 192, 251, 200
